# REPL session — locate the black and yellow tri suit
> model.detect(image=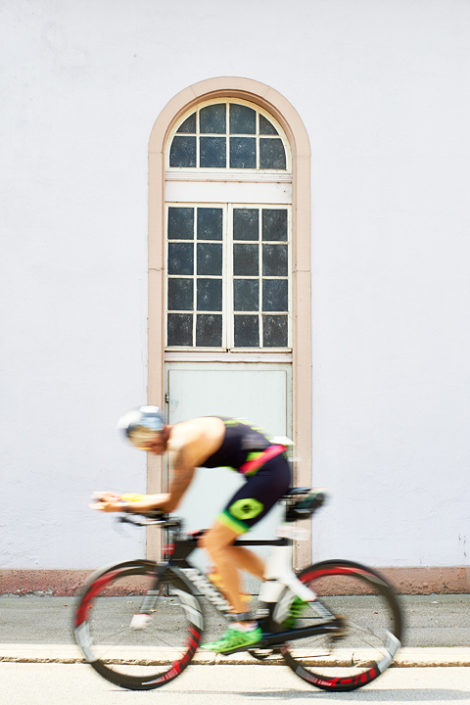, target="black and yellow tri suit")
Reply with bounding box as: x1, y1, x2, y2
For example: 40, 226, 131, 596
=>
201, 418, 291, 534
